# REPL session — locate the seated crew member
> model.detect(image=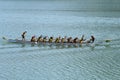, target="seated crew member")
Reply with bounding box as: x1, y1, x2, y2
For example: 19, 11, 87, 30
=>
67, 37, 73, 43
58, 36, 61, 43
55, 36, 61, 43
31, 35, 36, 42
61, 38, 64, 43
73, 37, 79, 43
21, 31, 27, 41
61, 36, 67, 43
37, 35, 43, 42
49, 37, 53, 43
55, 37, 60, 43
90, 35, 95, 43
86, 35, 95, 43
43, 36, 48, 42
80, 35, 85, 43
